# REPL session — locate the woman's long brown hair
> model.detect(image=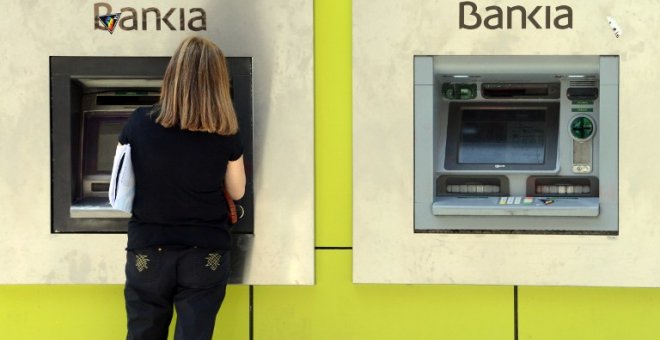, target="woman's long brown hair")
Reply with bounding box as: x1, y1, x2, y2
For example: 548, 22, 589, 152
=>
156, 36, 238, 135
